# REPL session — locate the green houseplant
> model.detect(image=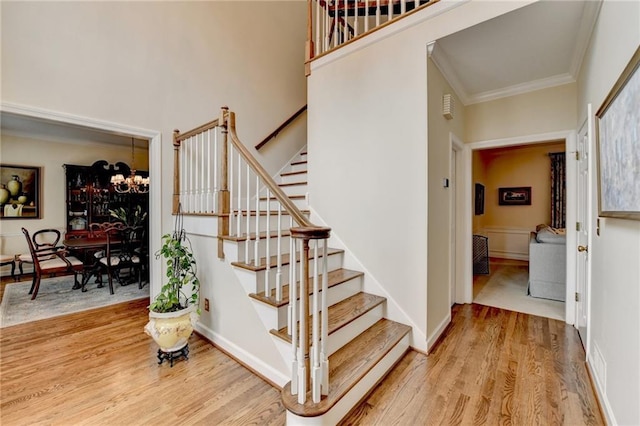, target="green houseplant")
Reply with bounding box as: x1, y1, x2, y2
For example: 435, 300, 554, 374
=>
144, 208, 200, 354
